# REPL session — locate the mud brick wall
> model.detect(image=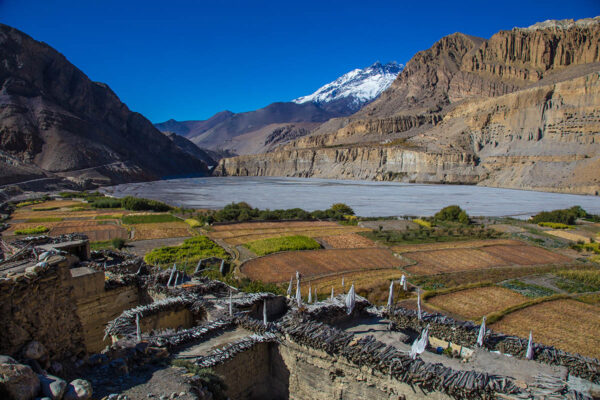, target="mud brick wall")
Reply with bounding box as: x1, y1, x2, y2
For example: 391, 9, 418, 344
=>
0, 259, 86, 360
